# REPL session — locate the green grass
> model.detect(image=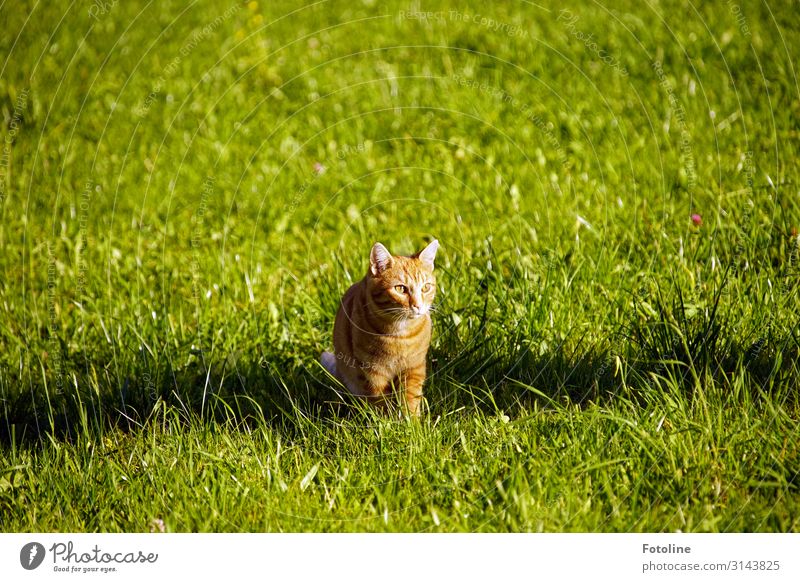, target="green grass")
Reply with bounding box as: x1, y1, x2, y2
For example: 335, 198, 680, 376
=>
1, 0, 798, 532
